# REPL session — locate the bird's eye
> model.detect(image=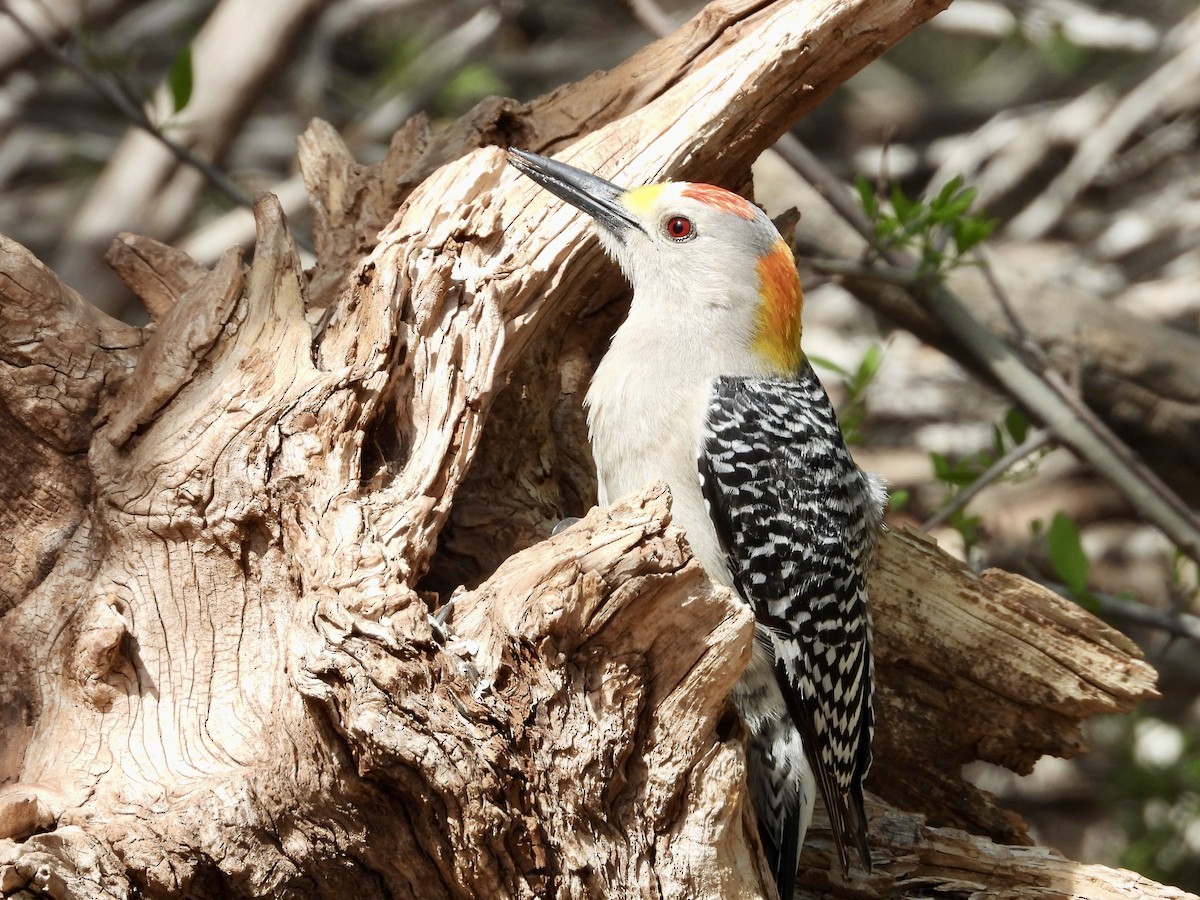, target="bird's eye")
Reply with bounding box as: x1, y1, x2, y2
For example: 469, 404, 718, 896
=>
664, 216, 694, 241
